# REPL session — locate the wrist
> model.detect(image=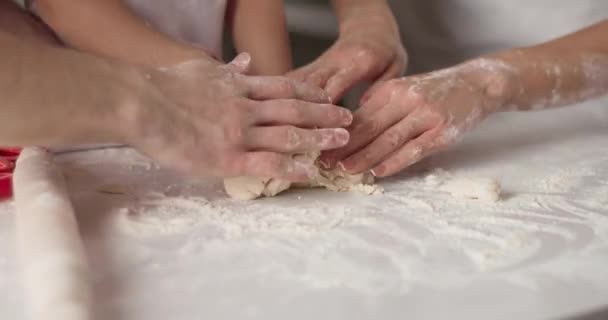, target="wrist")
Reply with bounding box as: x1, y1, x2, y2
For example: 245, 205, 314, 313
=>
108, 65, 160, 146
336, 1, 395, 35
461, 58, 522, 115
